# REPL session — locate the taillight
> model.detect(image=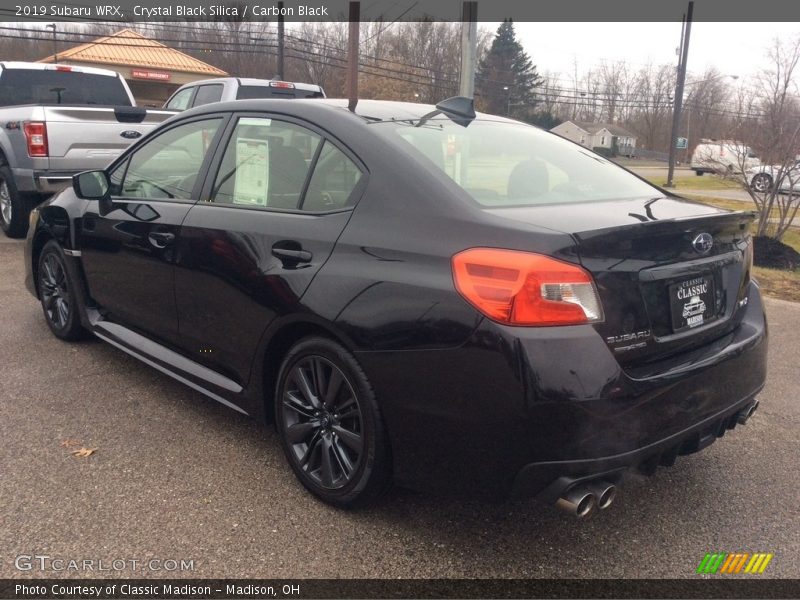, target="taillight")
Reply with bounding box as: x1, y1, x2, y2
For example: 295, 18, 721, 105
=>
452, 248, 604, 326
269, 81, 295, 89
23, 122, 48, 157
